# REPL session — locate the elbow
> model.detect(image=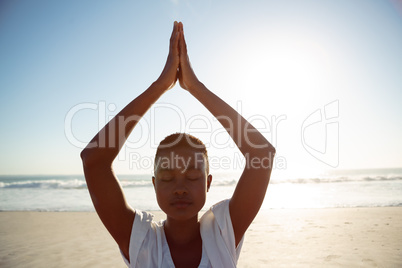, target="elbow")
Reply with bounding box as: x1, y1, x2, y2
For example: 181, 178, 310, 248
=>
265, 144, 276, 162
80, 149, 90, 167
264, 145, 276, 171
268, 144, 276, 156
80, 148, 112, 168
80, 148, 98, 168
247, 142, 276, 159
80, 139, 101, 168
260, 143, 276, 157
249, 144, 276, 170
